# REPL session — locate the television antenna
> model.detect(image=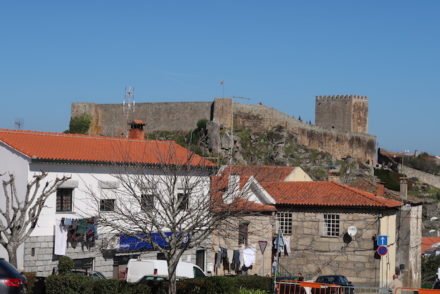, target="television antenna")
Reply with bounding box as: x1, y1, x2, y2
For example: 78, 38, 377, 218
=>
14, 118, 24, 130
122, 86, 135, 121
